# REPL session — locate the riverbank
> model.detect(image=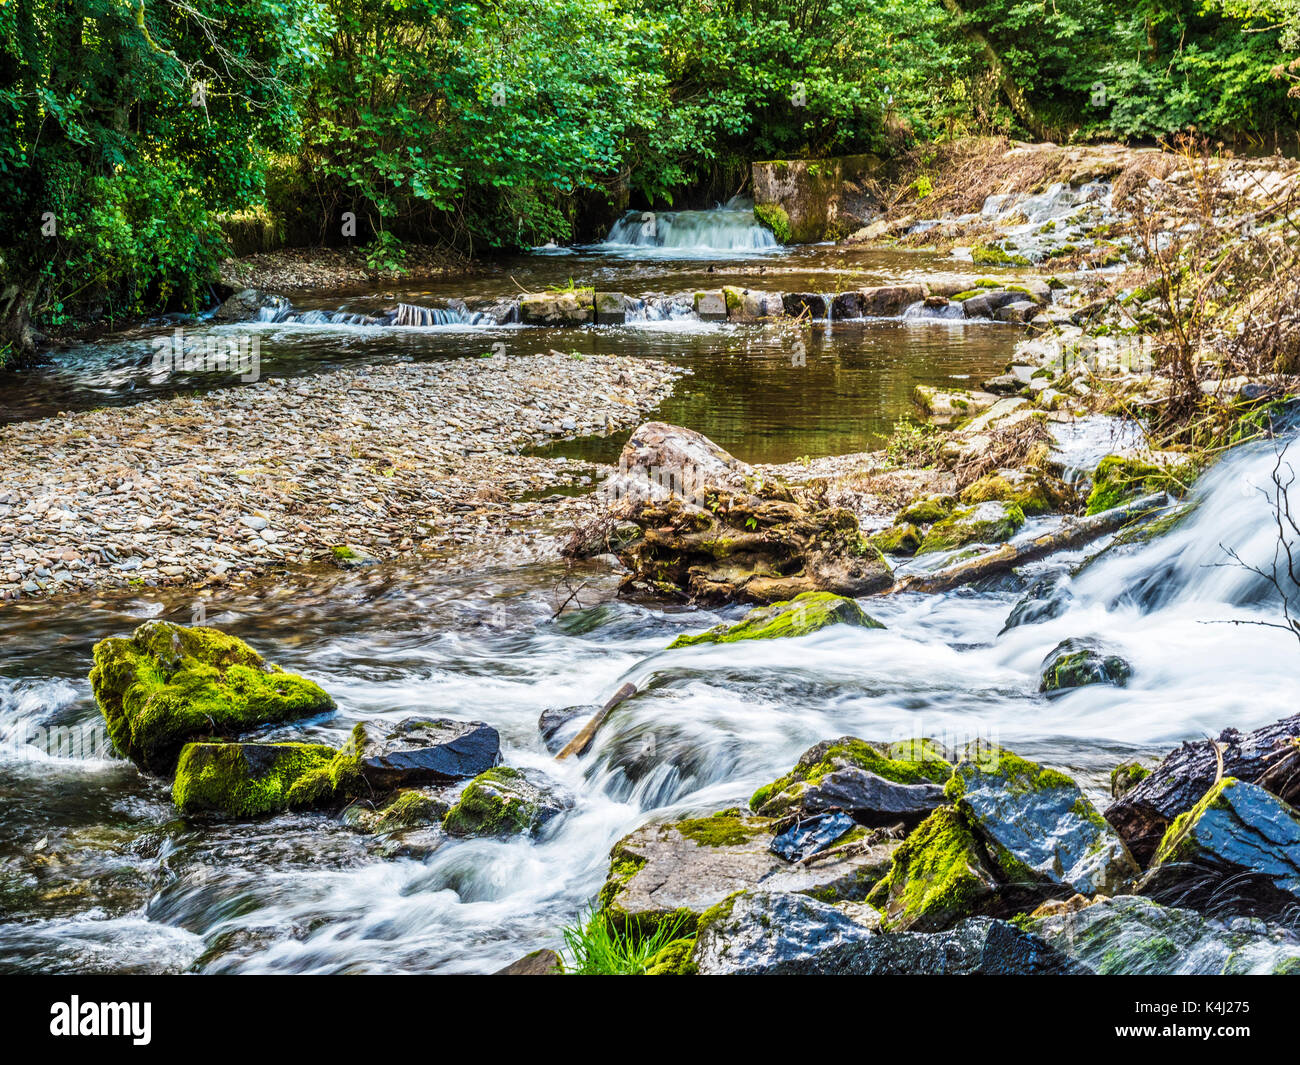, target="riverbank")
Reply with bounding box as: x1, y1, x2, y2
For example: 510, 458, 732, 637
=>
217, 244, 473, 293
0, 352, 684, 602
